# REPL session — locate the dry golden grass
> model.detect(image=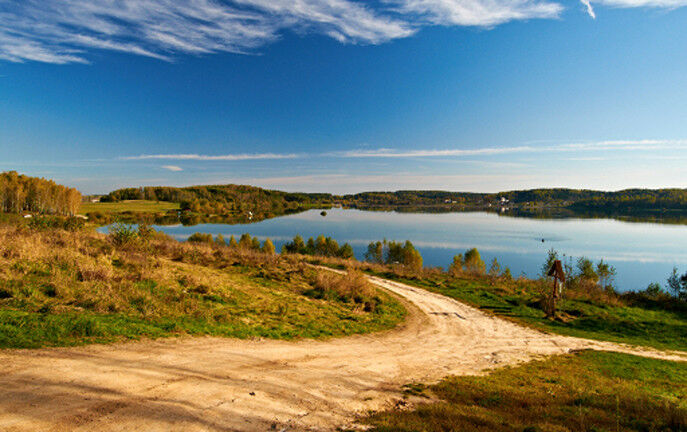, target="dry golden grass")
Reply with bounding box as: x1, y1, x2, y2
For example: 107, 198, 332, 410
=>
0, 223, 405, 348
